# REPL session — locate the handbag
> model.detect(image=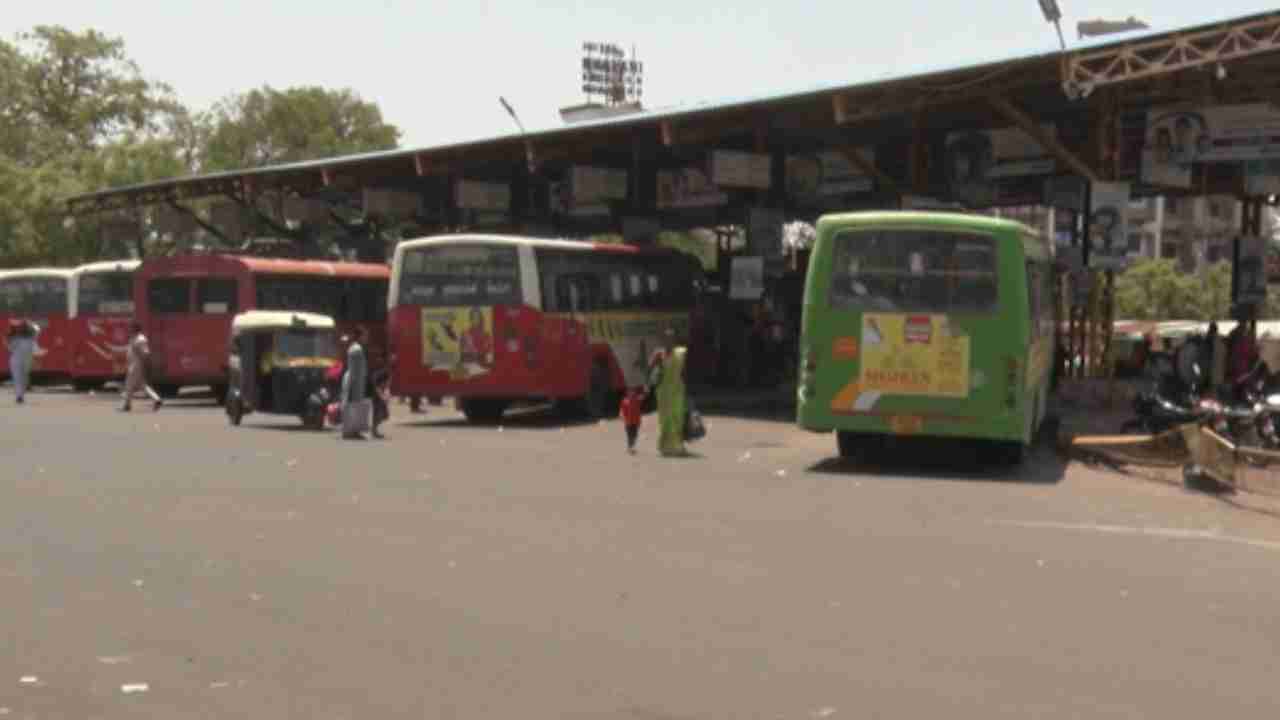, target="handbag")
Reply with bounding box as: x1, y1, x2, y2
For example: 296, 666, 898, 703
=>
683, 402, 706, 442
